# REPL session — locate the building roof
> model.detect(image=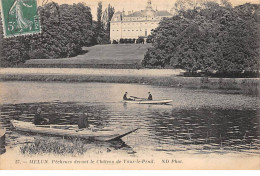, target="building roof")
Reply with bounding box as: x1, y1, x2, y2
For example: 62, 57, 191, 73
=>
124, 9, 172, 17
114, 11, 122, 15
155, 10, 173, 16
125, 11, 144, 17
111, 0, 173, 22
